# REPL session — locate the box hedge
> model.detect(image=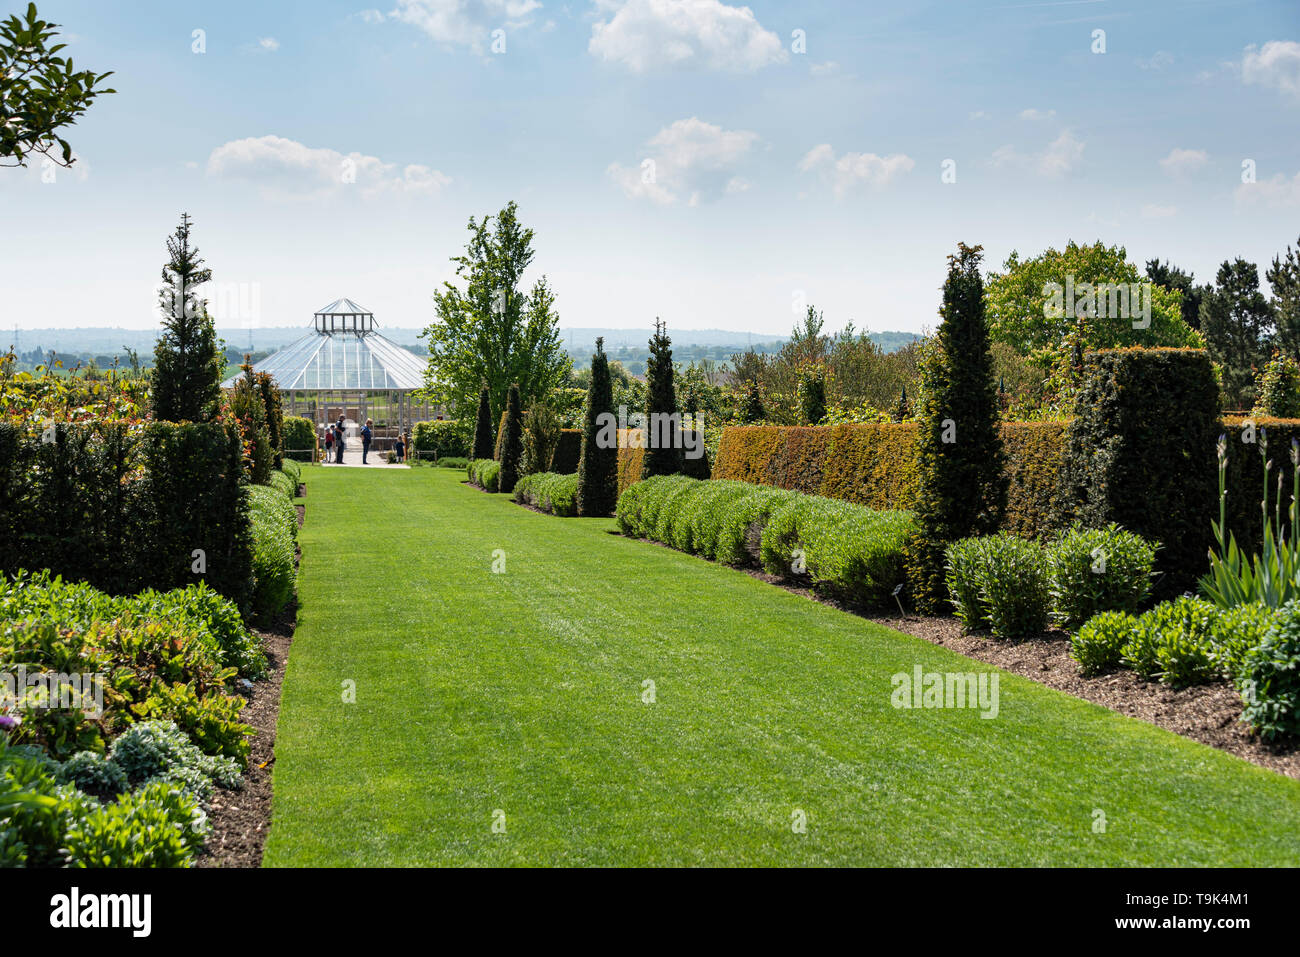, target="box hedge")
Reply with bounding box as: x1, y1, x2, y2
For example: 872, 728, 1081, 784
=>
282, 416, 317, 462
413, 419, 472, 460
514, 472, 579, 516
